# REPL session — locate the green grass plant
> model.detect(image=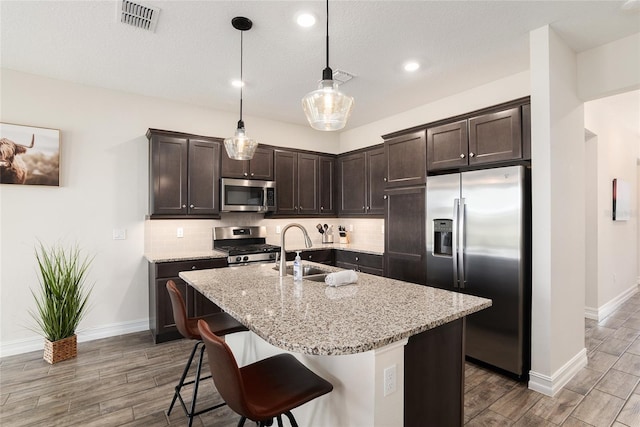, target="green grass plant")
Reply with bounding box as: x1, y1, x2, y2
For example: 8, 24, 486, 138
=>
29, 242, 93, 342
